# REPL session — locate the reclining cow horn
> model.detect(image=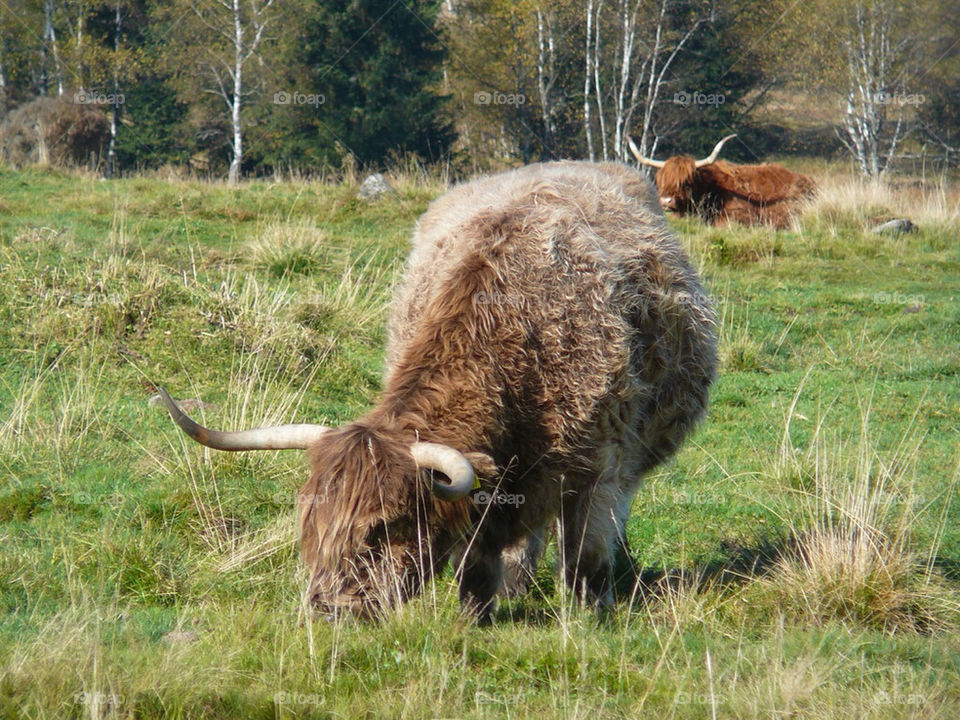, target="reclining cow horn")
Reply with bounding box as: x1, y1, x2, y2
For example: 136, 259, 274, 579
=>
410, 442, 475, 501
695, 134, 737, 168
158, 387, 330, 450
627, 136, 665, 168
